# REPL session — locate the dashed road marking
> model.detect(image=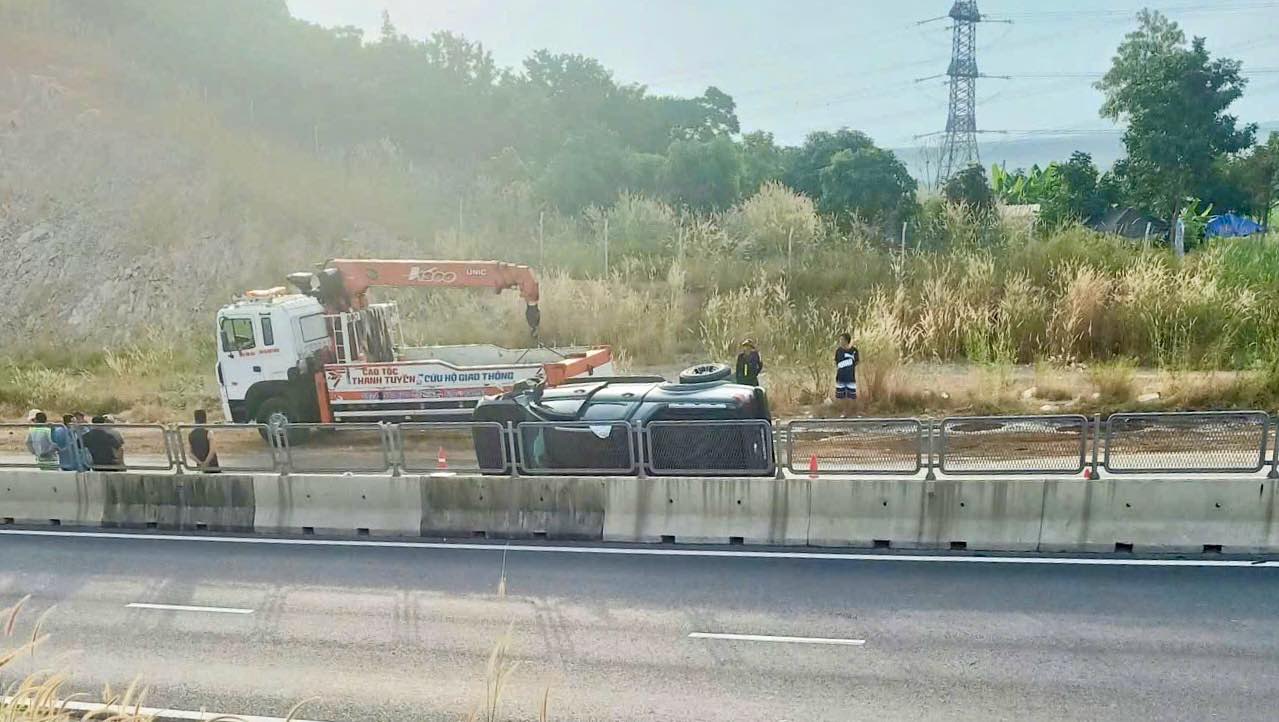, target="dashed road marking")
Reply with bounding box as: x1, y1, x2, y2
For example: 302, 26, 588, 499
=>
690, 632, 866, 646
127, 602, 253, 615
